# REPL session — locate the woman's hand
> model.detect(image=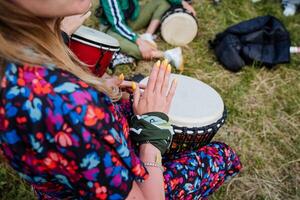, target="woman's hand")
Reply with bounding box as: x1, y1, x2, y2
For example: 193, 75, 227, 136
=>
103, 73, 146, 97
136, 38, 157, 60
182, 1, 197, 16
133, 59, 177, 115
